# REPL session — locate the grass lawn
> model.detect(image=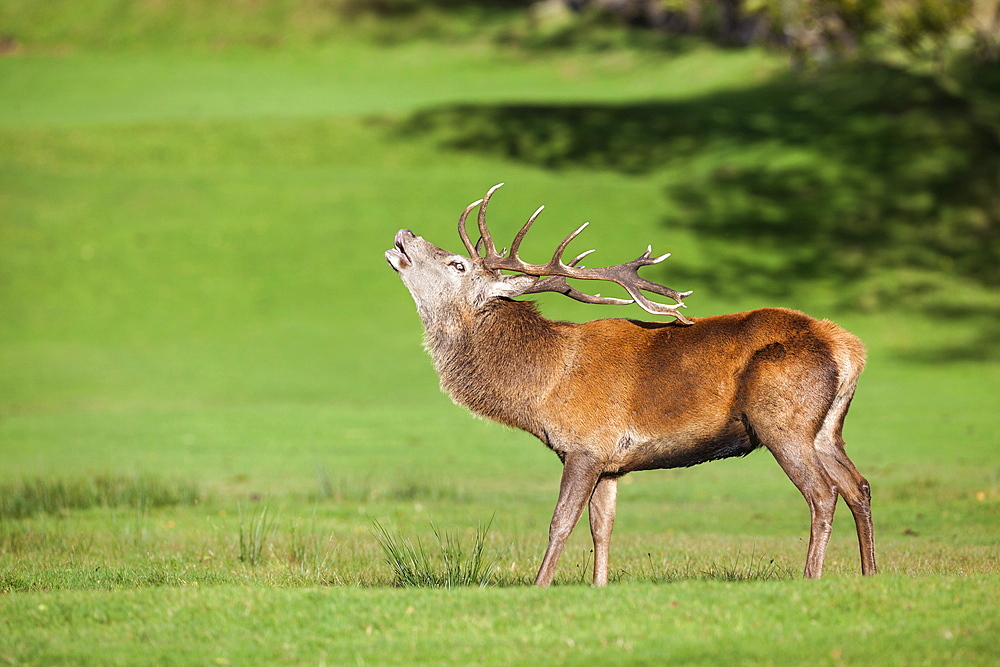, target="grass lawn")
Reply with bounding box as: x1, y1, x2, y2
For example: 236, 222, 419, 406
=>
1, 18, 998, 666
4, 577, 996, 665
